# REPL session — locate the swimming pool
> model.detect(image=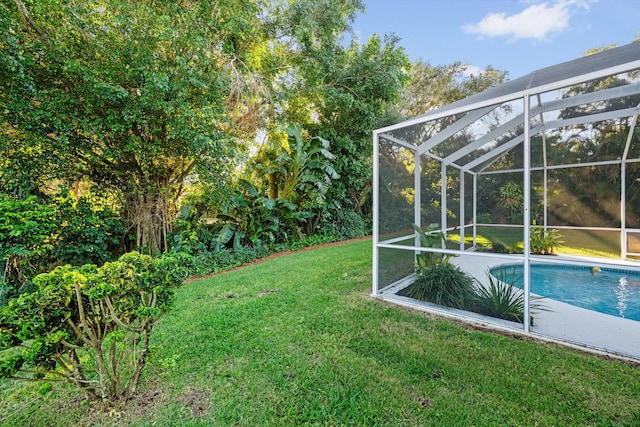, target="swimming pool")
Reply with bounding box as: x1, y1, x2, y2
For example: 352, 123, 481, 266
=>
489, 263, 640, 321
